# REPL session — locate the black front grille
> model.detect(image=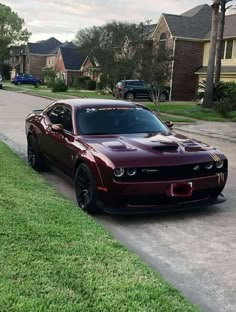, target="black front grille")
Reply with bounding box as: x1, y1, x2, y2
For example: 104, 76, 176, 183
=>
114, 161, 228, 182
